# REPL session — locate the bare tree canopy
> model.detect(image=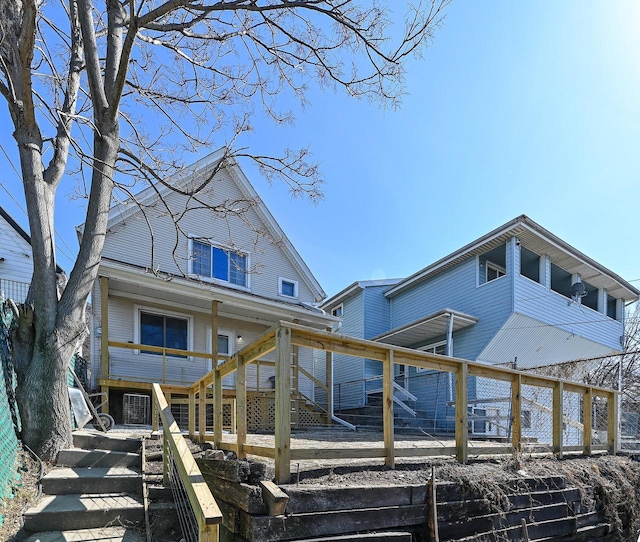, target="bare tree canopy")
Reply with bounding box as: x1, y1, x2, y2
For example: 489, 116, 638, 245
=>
0, 0, 449, 459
